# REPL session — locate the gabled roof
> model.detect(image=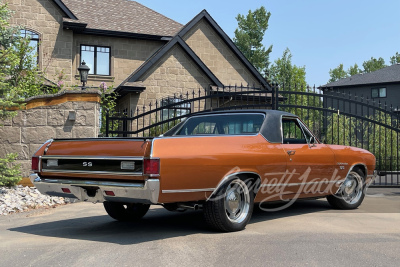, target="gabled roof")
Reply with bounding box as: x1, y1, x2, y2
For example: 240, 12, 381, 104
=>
53, 0, 77, 20
116, 36, 224, 95
179, 10, 271, 90
118, 10, 271, 91
57, 0, 182, 38
323, 64, 400, 88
